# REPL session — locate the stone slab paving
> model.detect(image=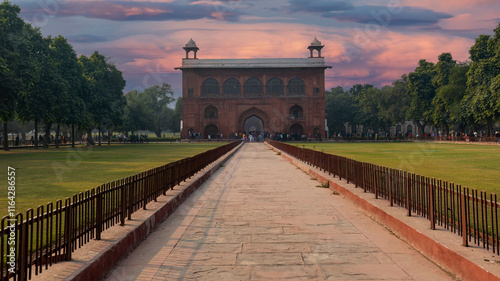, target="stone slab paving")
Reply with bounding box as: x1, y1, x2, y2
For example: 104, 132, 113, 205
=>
104, 143, 456, 281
